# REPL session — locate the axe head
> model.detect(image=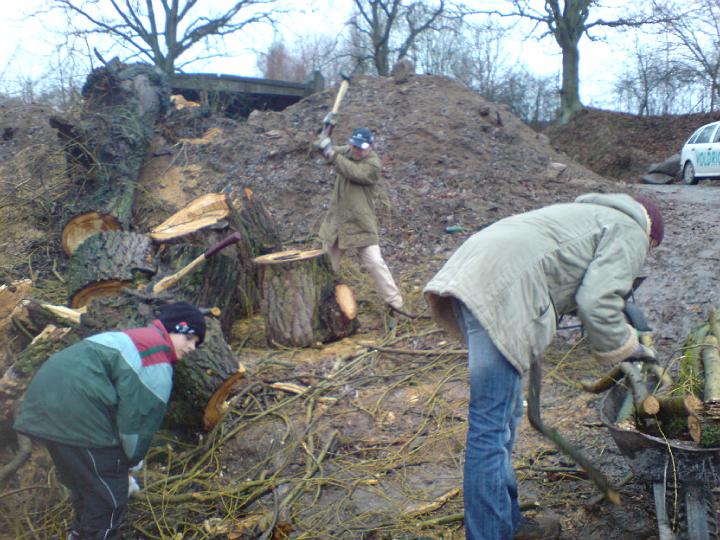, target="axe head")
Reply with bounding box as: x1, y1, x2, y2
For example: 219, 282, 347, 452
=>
339, 70, 351, 84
